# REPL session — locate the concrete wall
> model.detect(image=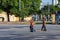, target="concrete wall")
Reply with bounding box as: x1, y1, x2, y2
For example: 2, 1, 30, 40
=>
0, 12, 7, 21
51, 14, 55, 23
0, 12, 32, 22
9, 15, 16, 21
24, 16, 32, 21
0, 12, 56, 23
15, 17, 19, 21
